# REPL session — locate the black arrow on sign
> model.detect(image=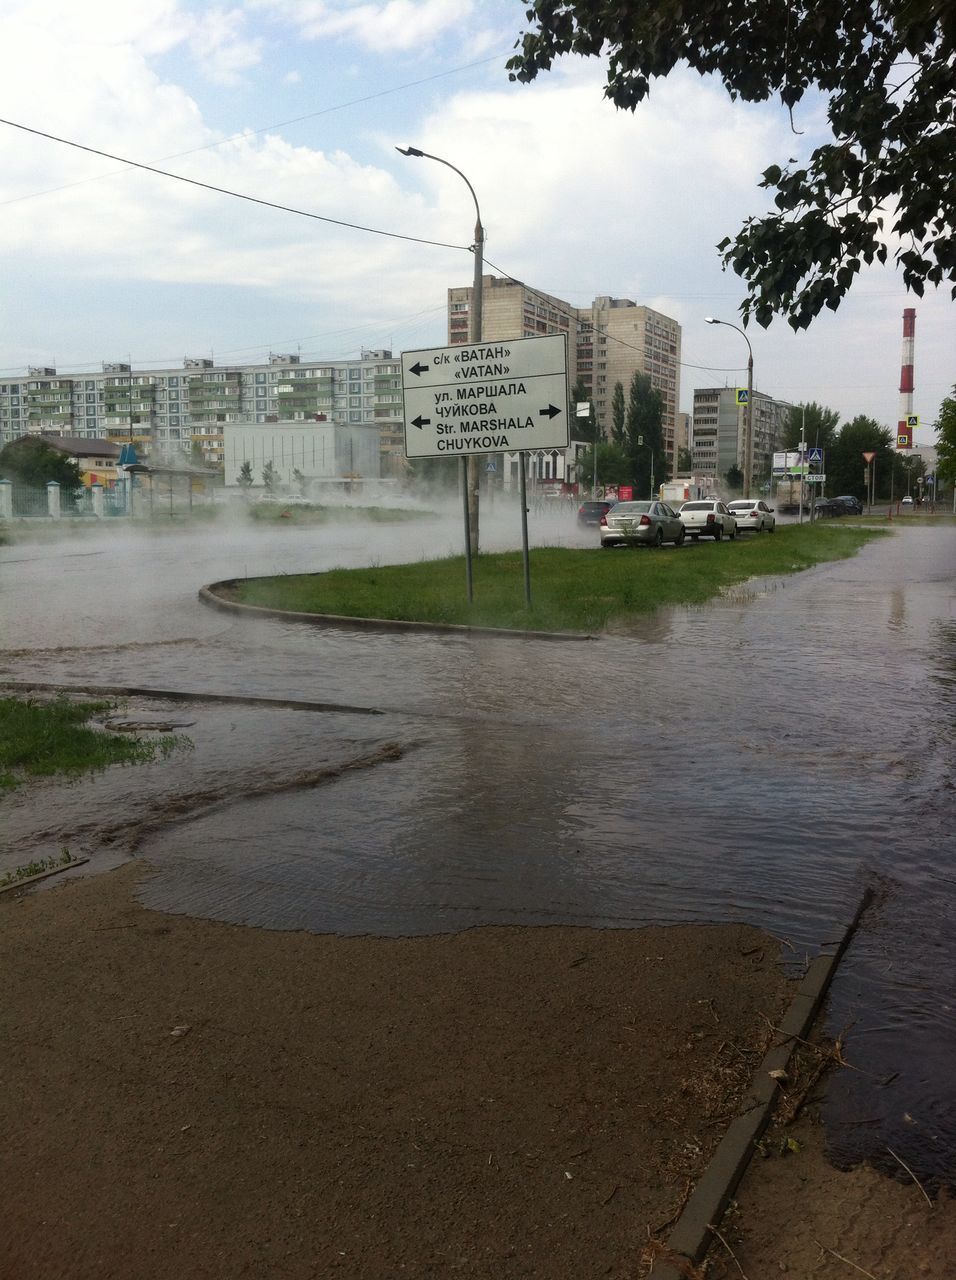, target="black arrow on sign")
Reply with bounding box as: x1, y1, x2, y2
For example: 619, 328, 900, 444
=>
411, 415, 431, 429
409, 362, 429, 377
539, 404, 562, 419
